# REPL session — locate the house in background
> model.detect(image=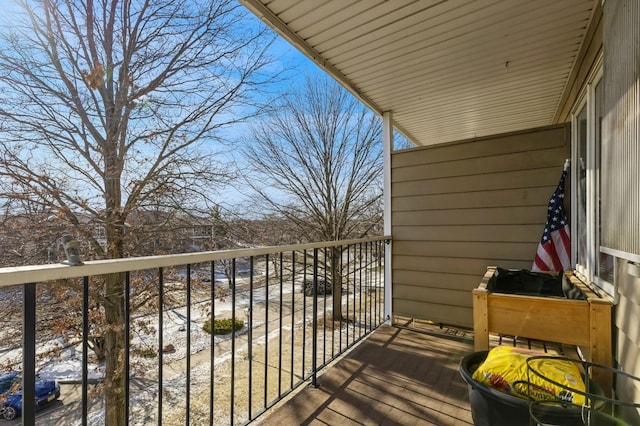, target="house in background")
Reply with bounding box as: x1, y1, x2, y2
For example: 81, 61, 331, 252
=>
240, 0, 639, 418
